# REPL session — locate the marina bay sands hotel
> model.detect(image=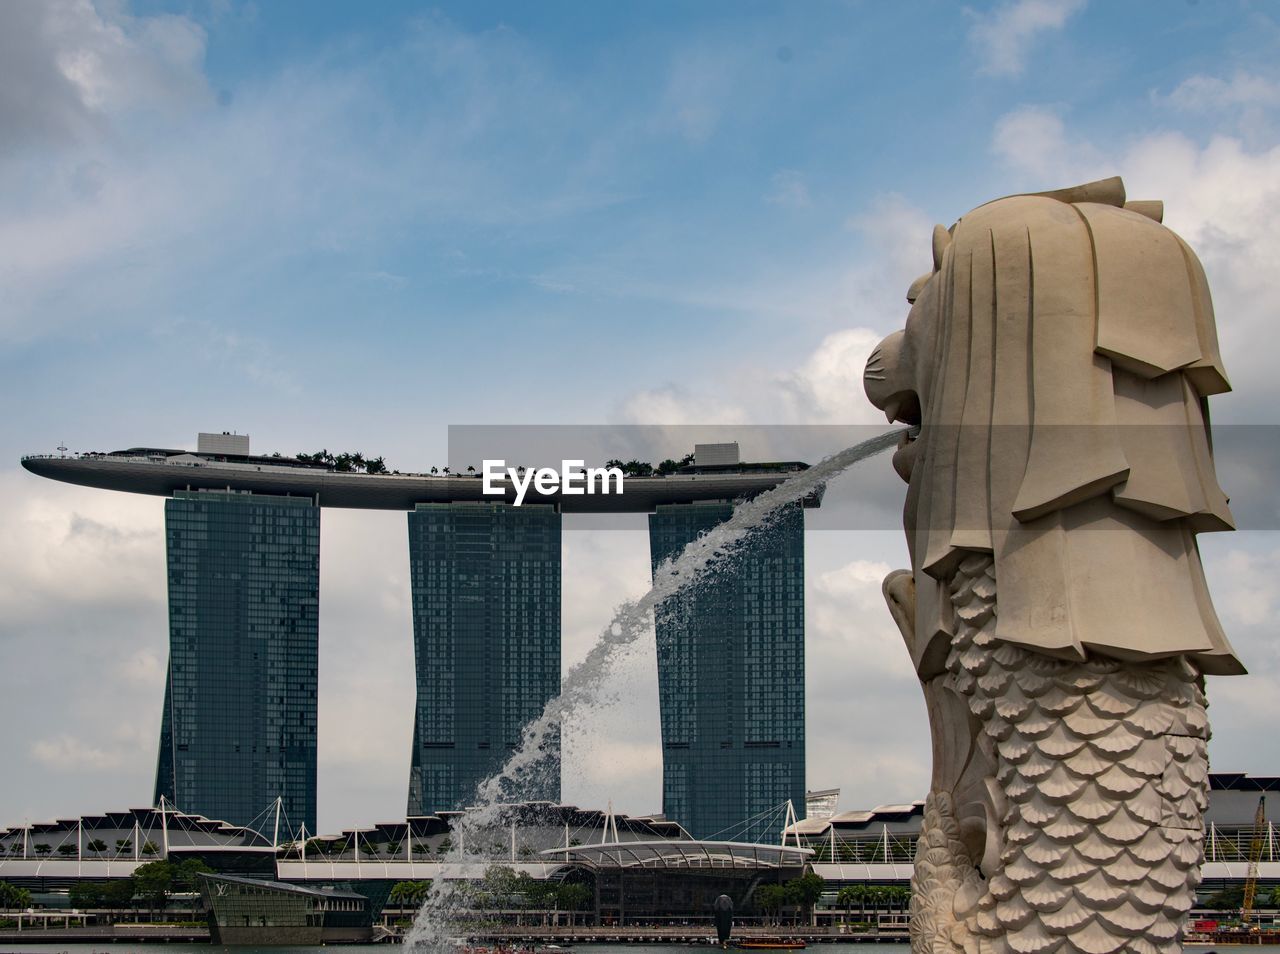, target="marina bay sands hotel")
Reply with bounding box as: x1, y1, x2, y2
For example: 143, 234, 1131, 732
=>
23, 433, 818, 841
